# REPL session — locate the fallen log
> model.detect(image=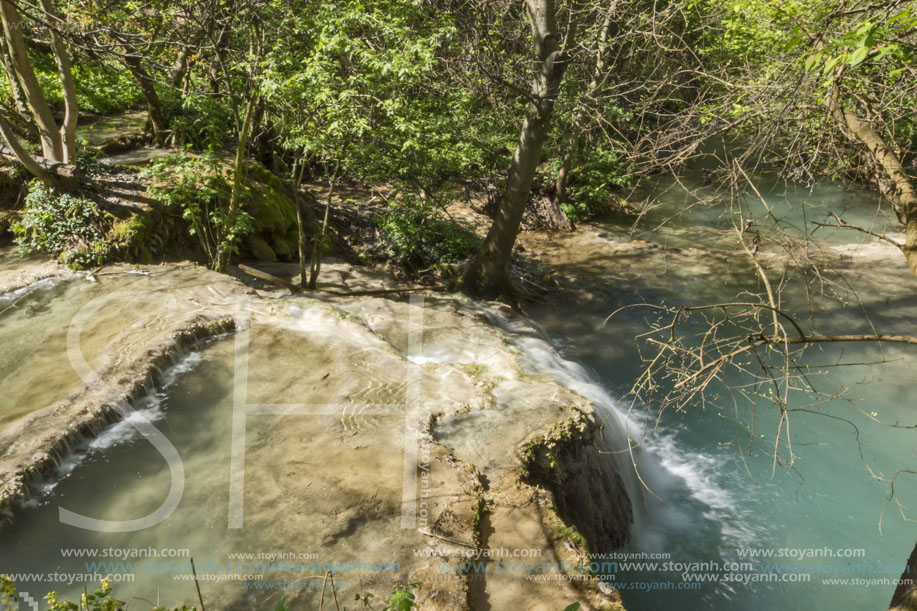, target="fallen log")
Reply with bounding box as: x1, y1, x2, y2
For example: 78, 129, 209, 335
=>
238, 263, 301, 292
0, 144, 79, 178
